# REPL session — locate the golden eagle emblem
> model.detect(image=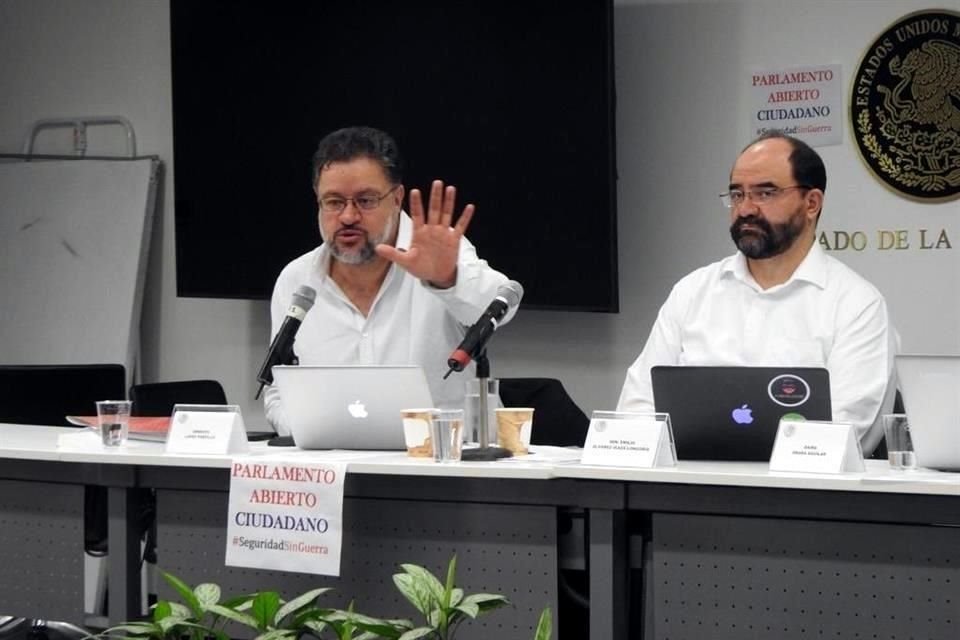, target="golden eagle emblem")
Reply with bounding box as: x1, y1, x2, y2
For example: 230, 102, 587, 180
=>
851, 11, 960, 201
